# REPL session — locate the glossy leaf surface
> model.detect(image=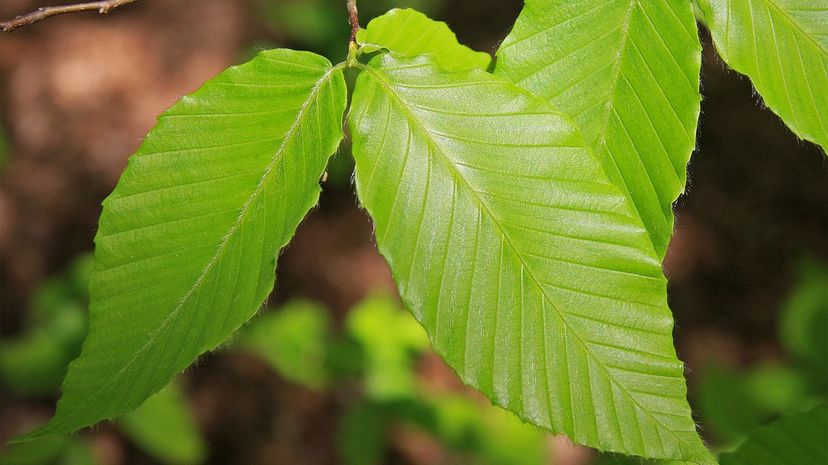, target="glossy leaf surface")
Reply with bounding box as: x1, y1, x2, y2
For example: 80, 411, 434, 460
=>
697, 0, 828, 150
356, 8, 491, 72
26, 49, 347, 438
719, 406, 828, 465
495, 0, 702, 257
349, 53, 709, 462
